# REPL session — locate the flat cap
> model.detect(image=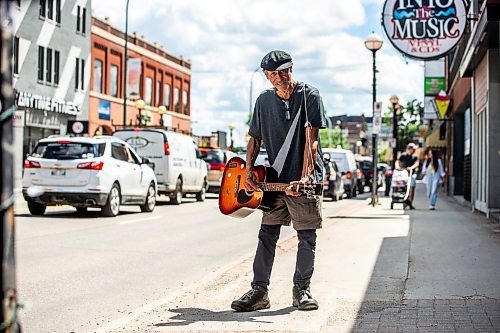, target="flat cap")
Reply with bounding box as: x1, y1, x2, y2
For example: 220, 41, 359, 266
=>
260, 50, 293, 71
